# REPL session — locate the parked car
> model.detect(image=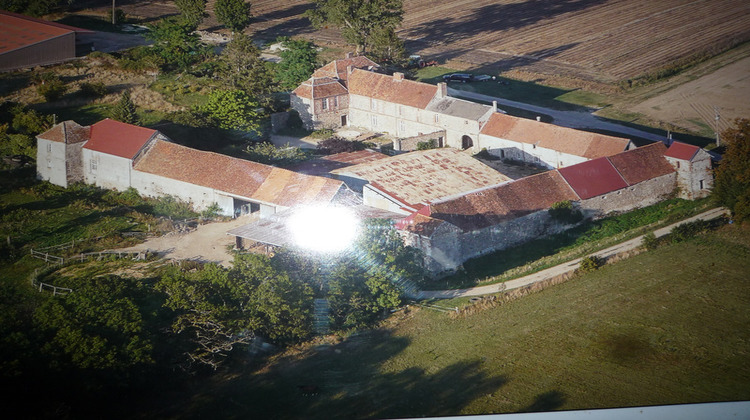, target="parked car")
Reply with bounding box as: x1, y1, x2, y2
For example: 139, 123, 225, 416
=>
471, 74, 493, 82
442, 73, 472, 83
